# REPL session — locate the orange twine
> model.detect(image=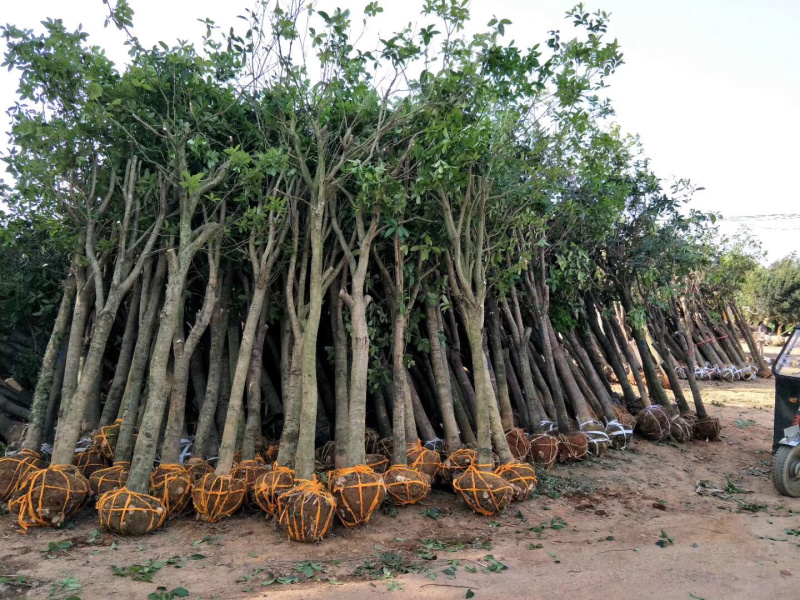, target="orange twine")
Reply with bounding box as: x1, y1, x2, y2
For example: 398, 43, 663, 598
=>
277, 478, 337, 543
96, 487, 167, 535
328, 465, 386, 527
191, 473, 246, 523
9, 465, 89, 532
495, 462, 538, 500
452, 465, 513, 516
150, 463, 192, 517
0, 450, 45, 500
252, 464, 294, 515
406, 440, 441, 479
383, 465, 431, 506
